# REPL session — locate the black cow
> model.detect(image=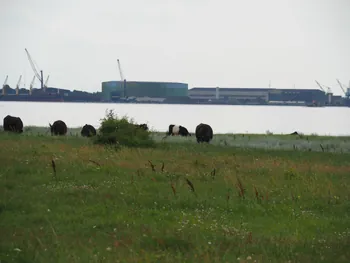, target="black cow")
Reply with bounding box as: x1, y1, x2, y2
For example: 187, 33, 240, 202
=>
3, 115, 23, 133
195, 123, 213, 143
166, 124, 191, 137
49, 120, 67, 136
137, 123, 149, 131
81, 124, 96, 137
